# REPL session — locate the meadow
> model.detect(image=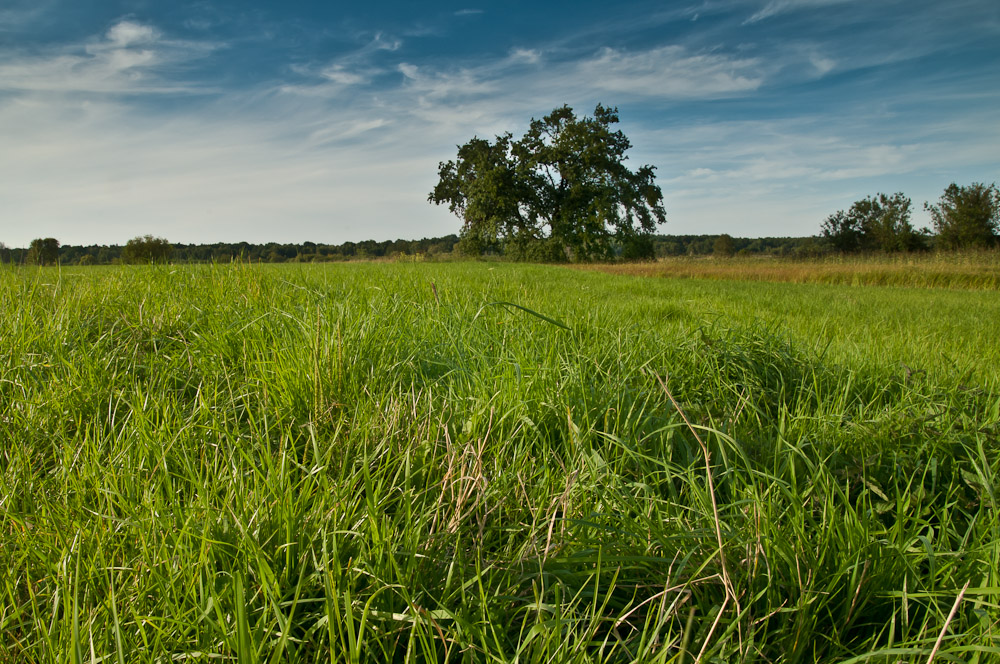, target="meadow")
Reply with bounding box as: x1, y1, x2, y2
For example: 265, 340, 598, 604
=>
578, 251, 1000, 290
1, 261, 998, 663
